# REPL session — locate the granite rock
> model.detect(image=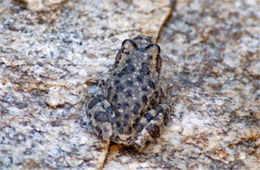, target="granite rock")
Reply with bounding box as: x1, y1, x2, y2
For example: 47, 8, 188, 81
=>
0, 0, 259, 169
14, 0, 68, 11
